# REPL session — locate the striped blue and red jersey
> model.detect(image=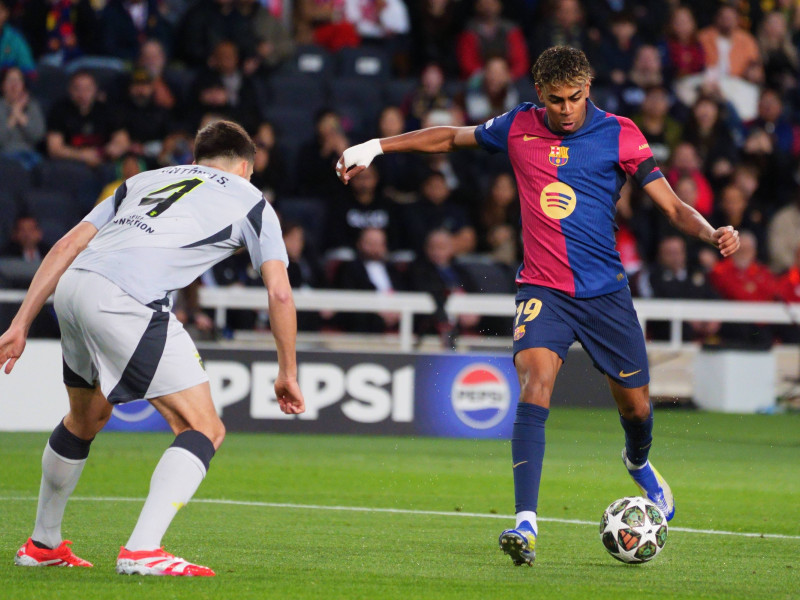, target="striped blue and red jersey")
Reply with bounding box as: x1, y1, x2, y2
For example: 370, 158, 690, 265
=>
474, 100, 663, 298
